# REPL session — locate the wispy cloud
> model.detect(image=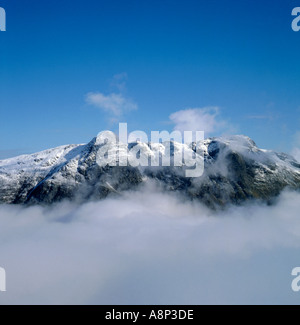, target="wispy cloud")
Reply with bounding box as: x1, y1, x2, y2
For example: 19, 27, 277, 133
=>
110, 72, 128, 92
86, 73, 137, 117
86, 92, 137, 116
169, 107, 234, 136
246, 106, 278, 121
